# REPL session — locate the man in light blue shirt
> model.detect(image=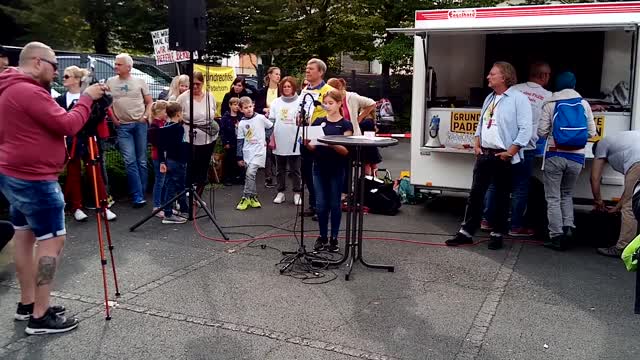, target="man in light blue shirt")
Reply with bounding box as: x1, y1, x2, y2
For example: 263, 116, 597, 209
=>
447, 61, 532, 250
